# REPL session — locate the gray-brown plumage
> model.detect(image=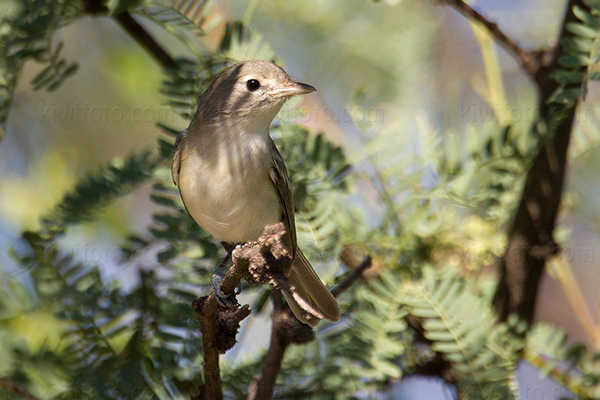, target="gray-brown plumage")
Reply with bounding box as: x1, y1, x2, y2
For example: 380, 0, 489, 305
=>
171, 60, 340, 326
